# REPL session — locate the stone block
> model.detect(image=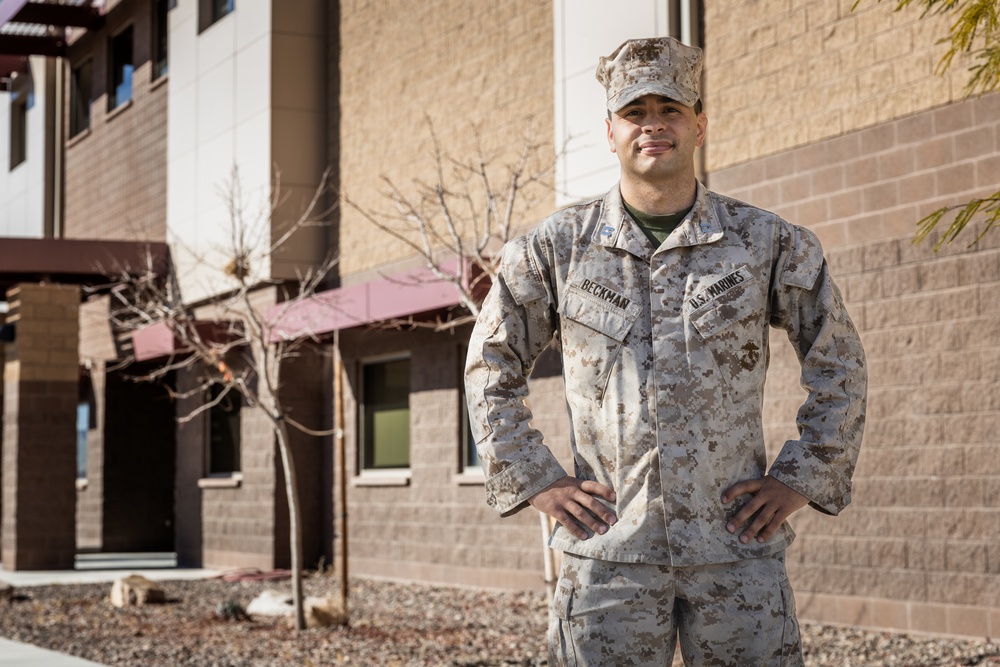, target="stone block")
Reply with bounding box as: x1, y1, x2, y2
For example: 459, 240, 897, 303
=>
110, 575, 165, 607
